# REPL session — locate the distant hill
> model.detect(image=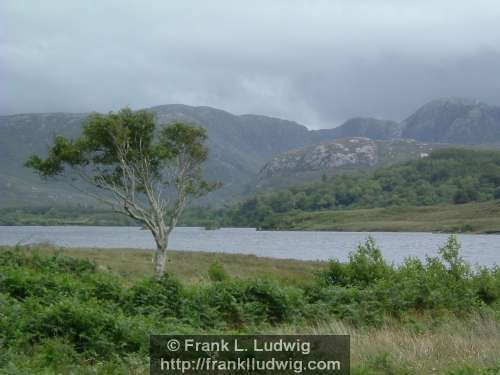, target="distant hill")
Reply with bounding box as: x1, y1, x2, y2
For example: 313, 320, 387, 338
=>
0, 106, 314, 207
0, 105, 344, 208
313, 117, 401, 141
0, 113, 90, 207
402, 97, 500, 144
257, 138, 440, 188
